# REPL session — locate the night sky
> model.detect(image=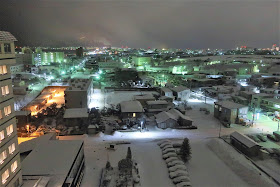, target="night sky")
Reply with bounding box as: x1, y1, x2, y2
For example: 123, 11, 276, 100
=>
0, 0, 279, 49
